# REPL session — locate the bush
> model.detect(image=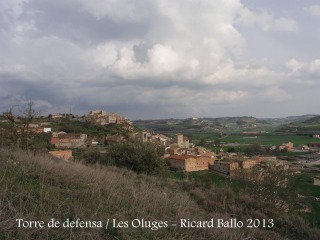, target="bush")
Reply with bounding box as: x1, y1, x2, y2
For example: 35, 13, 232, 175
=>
81, 149, 106, 164
106, 141, 168, 175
